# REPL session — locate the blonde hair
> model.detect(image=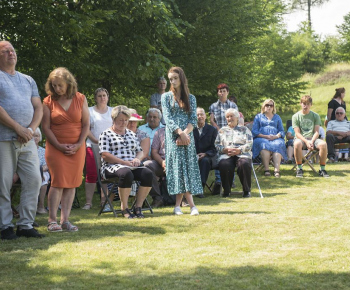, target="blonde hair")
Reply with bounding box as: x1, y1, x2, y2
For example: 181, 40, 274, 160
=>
300, 95, 312, 104
45, 67, 77, 100
261, 99, 276, 114
111, 105, 130, 120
